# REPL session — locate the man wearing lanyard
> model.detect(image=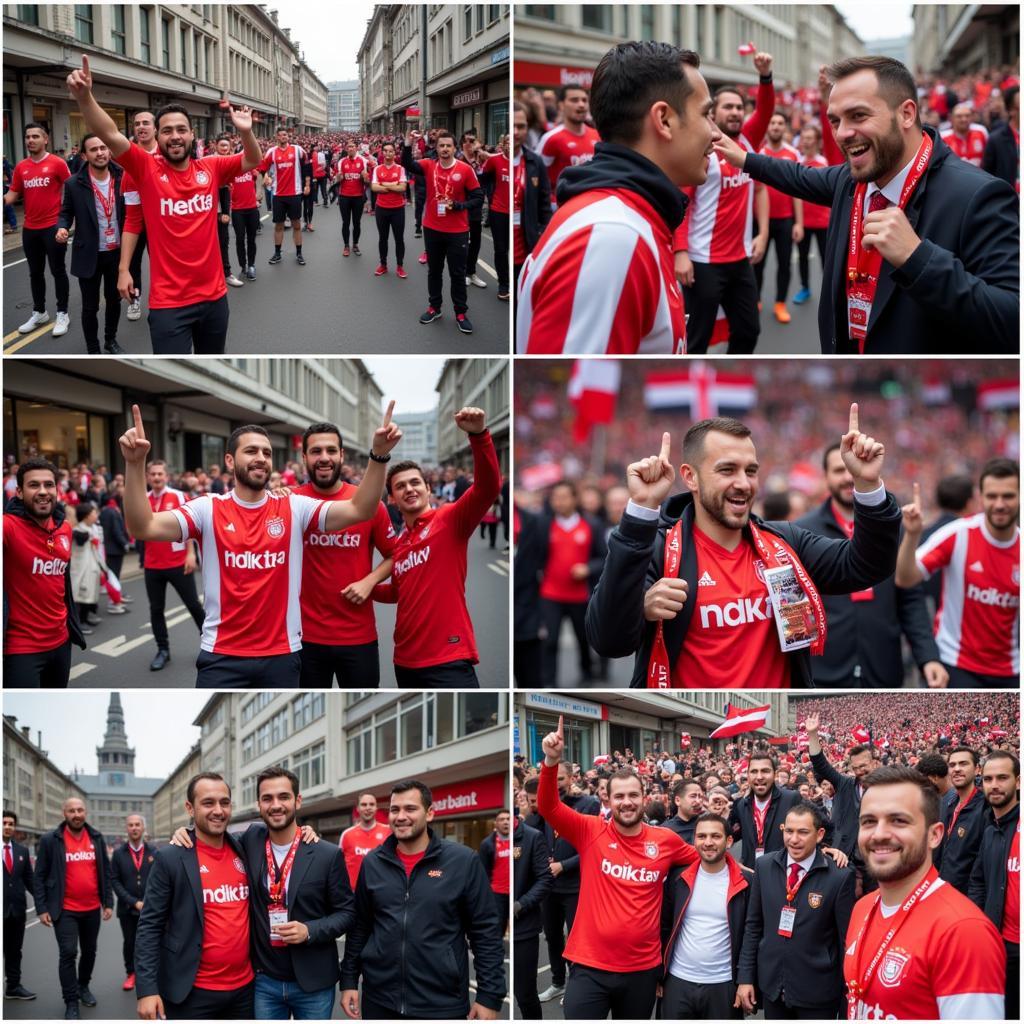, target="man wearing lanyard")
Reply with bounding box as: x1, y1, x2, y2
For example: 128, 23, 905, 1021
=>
728, 753, 802, 869
109, 814, 156, 993
939, 746, 987, 894
2, 811, 36, 1002
845, 765, 1005, 1019
736, 802, 854, 1018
